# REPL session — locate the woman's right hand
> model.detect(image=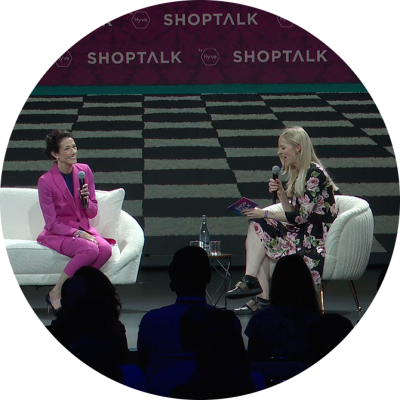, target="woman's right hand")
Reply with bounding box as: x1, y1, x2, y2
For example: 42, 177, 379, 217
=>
78, 231, 98, 245
269, 178, 285, 198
